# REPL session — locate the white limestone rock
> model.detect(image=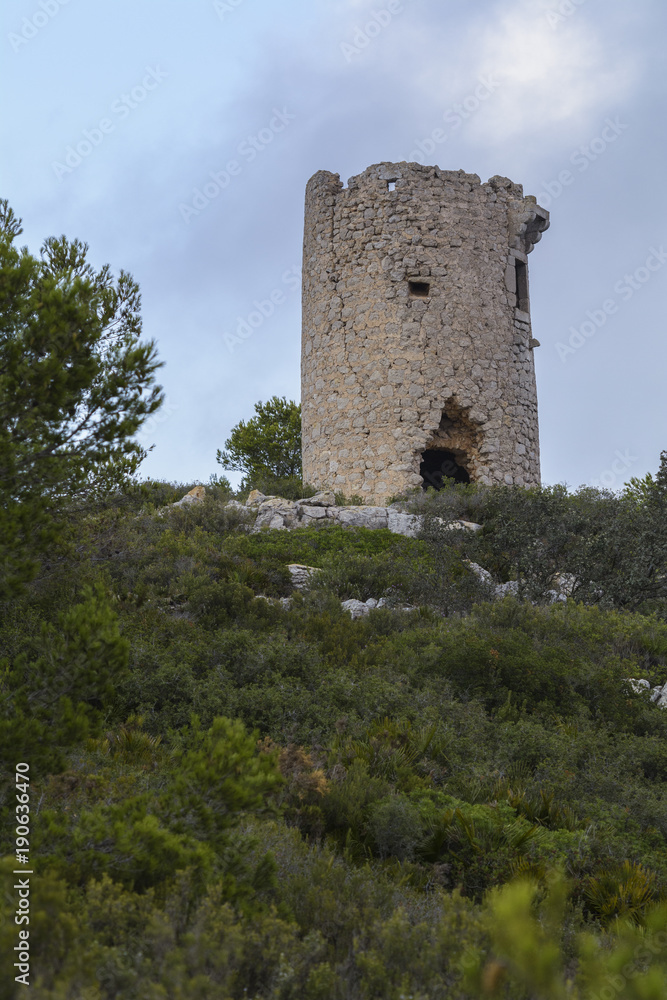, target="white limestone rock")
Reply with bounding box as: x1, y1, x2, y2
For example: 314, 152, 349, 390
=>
333, 506, 389, 530
222, 499, 248, 512
387, 511, 422, 537
626, 678, 651, 695
340, 599, 370, 619
465, 561, 494, 586
299, 491, 337, 507
172, 486, 206, 507
288, 564, 320, 590
253, 497, 298, 531
651, 683, 667, 707
297, 504, 329, 522
246, 490, 272, 507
